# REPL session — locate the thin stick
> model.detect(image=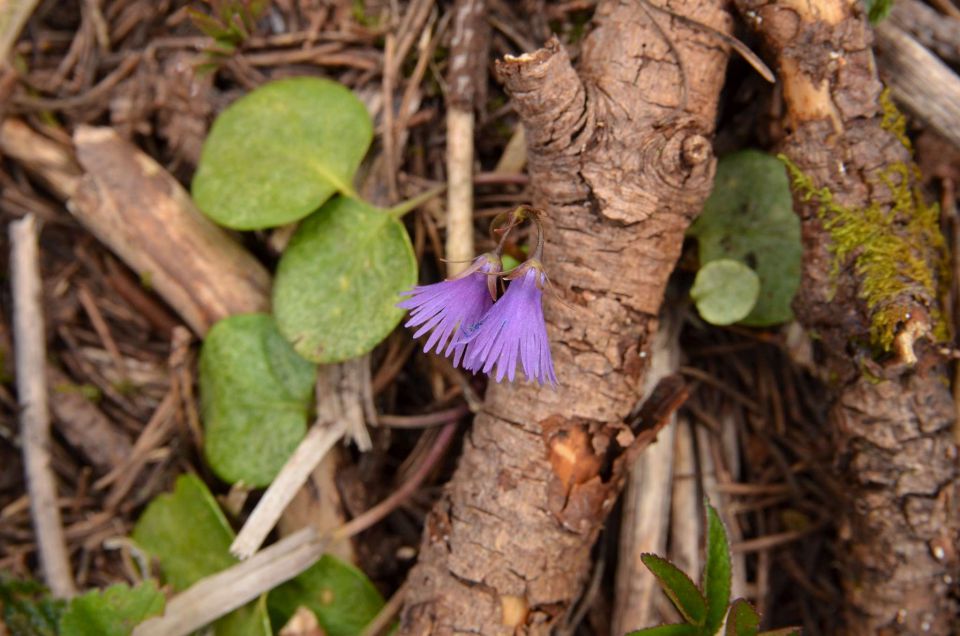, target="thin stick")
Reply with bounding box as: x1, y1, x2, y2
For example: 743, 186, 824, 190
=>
230, 420, 347, 559
0, 0, 42, 64
445, 108, 475, 276
10, 214, 76, 598
334, 422, 457, 540
133, 528, 325, 636
444, 0, 487, 276
378, 403, 469, 428
359, 584, 407, 636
